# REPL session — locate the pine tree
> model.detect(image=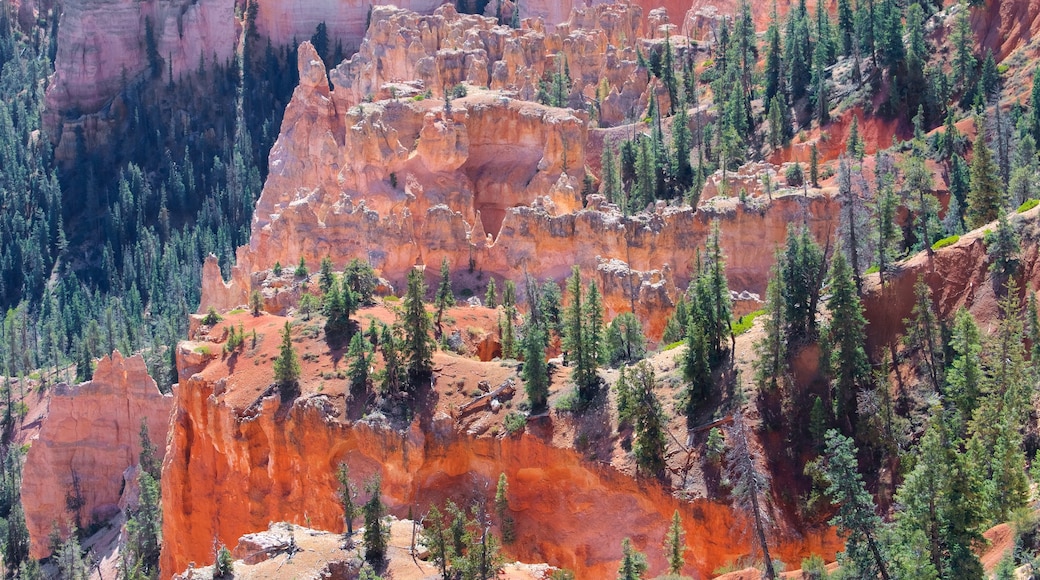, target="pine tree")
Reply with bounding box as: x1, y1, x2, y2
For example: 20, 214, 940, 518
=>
273, 321, 301, 392
902, 276, 943, 393
897, 408, 984, 578
606, 312, 645, 367
873, 184, 900, 278
601, 143, 623, 206
378, 324, 405, 394
682, 319, 711, 427
781, 226, 825, 344
362, 476, 387, 565
484, 277, 497, 309
725, 412, 777, 579
617, 538, 648, 580
435, 257, 455, 332
347, 331, 373, 395
336, 463, 359, 536
320, 256, 336, 294
821, 430, 891, 579
402, 268, 434, 387
987, 212, 1020, 277
632, 361, 667, 477
671, 105, 693, 191
585, 280, 605, 368
664, 510, 685, 575
540, 280, 563, 338
754, 259, 787, 393
946, 308, 982, 435
563, 267, 599, 404
500, 310, 516, 359
967, 126, 1004, 228
521, 322, 549, 412
826, 250, 870, 434
421, 506, 450, 578
495, 473, 515, 544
